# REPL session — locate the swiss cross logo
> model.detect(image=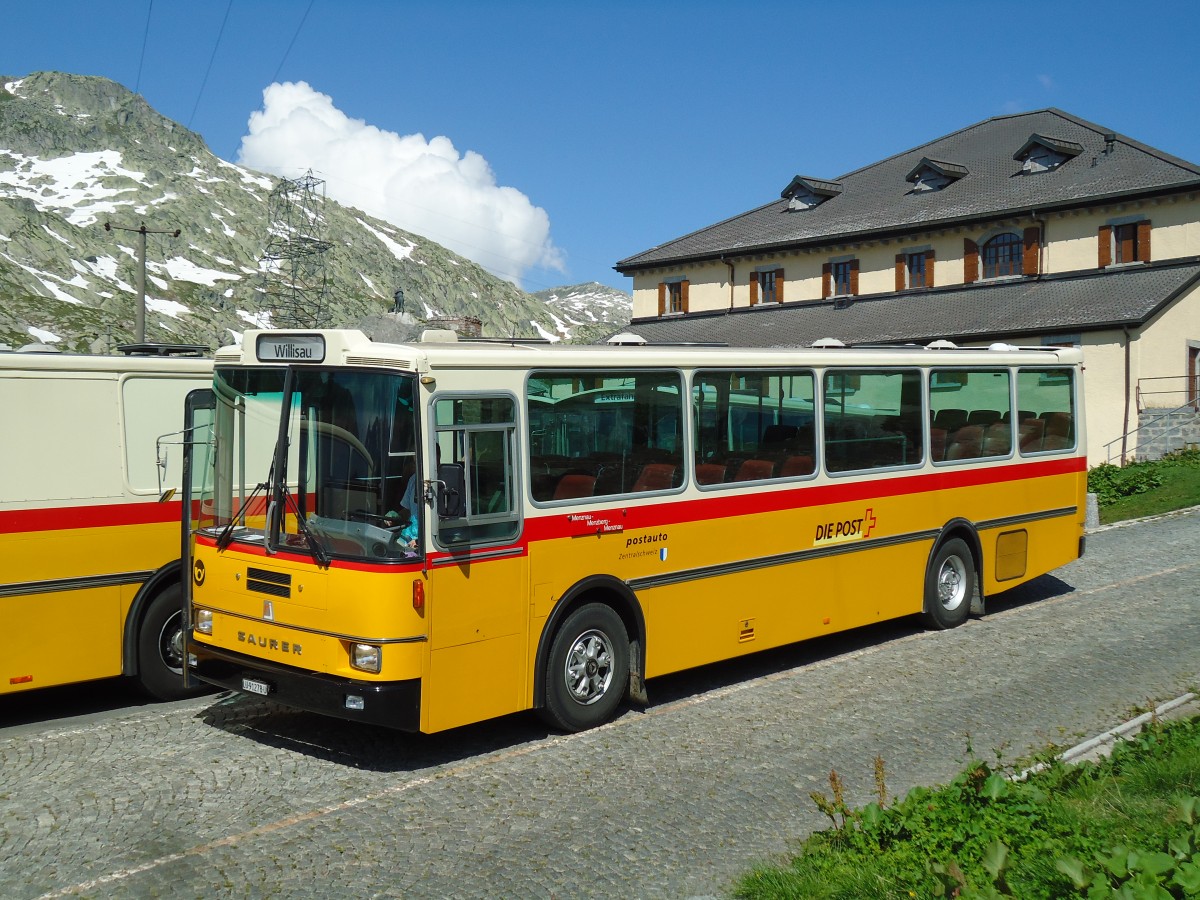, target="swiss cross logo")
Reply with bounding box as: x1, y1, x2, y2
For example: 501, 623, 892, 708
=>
863, 508, 877, 538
